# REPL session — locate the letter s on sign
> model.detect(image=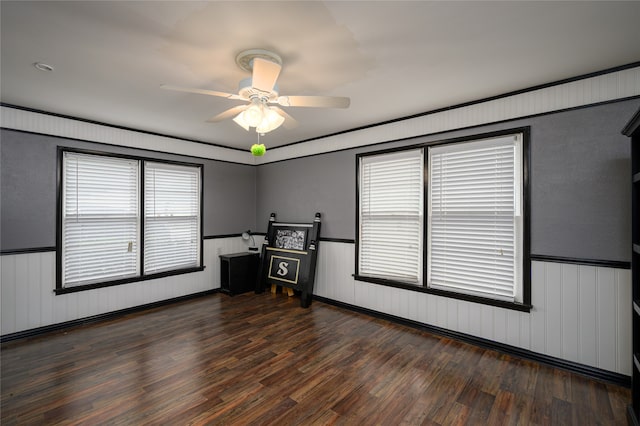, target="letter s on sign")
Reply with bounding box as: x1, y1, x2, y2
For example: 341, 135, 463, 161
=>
276, 262, 289, 276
